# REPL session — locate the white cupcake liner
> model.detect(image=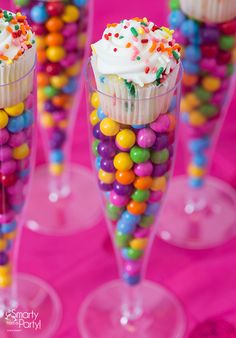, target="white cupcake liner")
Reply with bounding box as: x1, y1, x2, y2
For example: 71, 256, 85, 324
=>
180, 0, 236, 23
0, 44, 36, 108
92, 62, 180, 125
